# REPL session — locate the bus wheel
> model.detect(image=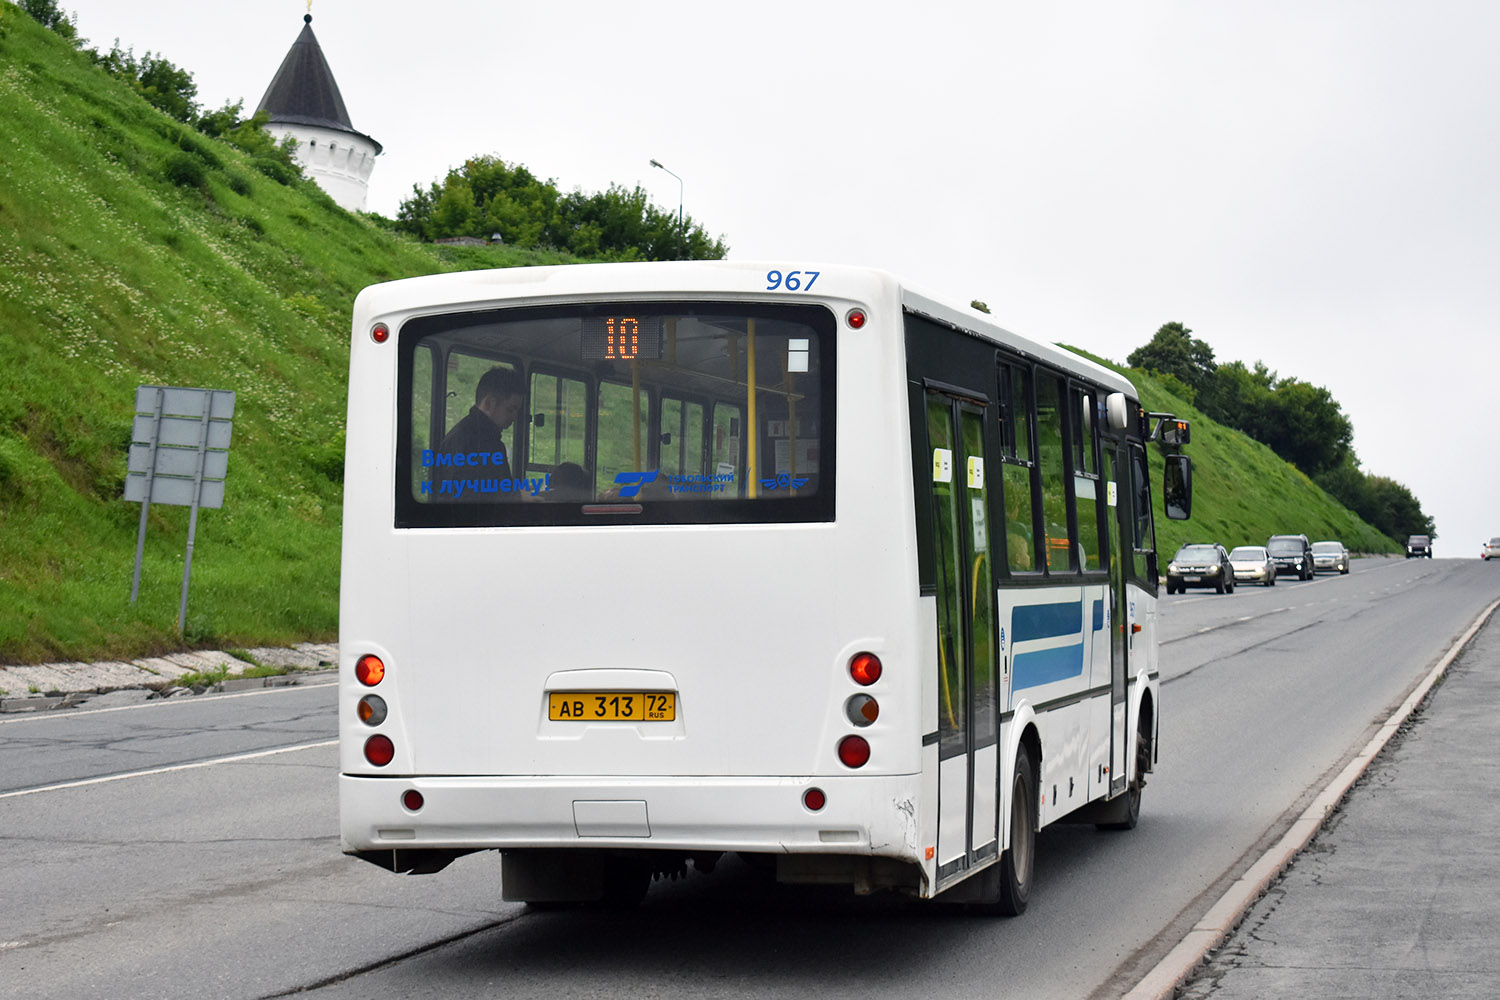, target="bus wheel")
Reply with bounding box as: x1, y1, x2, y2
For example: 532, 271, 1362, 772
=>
1097, 728, 1148, 832
995, 744, 1037, 915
